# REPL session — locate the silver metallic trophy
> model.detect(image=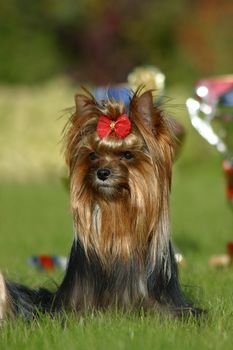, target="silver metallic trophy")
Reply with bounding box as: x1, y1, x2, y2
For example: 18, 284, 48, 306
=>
186, 75, 233, 208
